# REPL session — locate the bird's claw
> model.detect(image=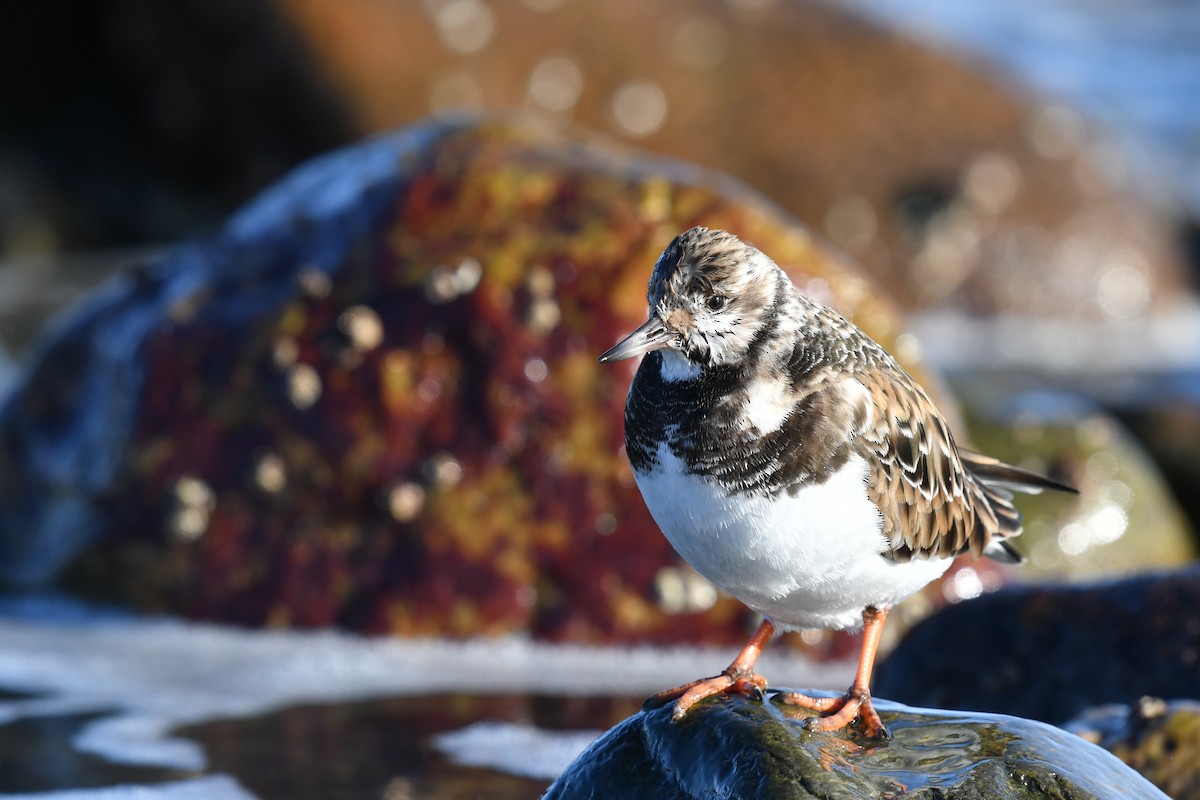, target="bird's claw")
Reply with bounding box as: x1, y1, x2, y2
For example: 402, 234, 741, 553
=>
739, 680, 766, 703
647, 670, 769, 721
785, 688, 891, 740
